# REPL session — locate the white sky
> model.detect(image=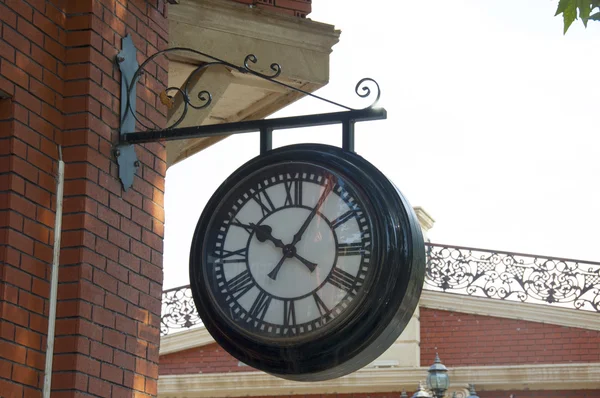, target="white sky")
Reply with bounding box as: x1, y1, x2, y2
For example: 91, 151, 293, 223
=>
162, 0, 600, 289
